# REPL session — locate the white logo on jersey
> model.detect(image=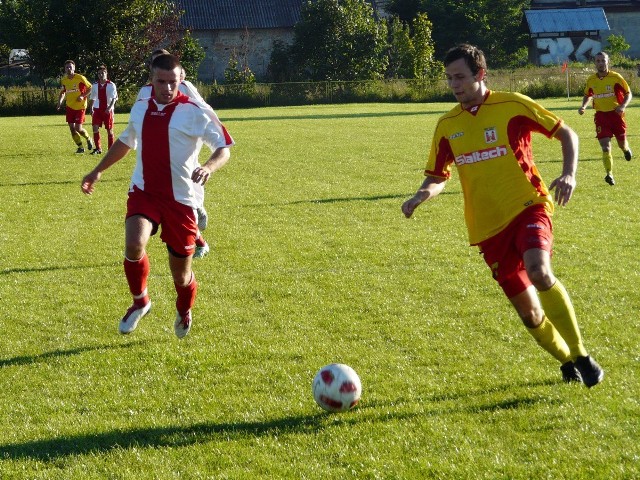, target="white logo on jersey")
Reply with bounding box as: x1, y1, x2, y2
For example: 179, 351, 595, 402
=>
449, 132, 464, 140
455, 145, 508, 166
